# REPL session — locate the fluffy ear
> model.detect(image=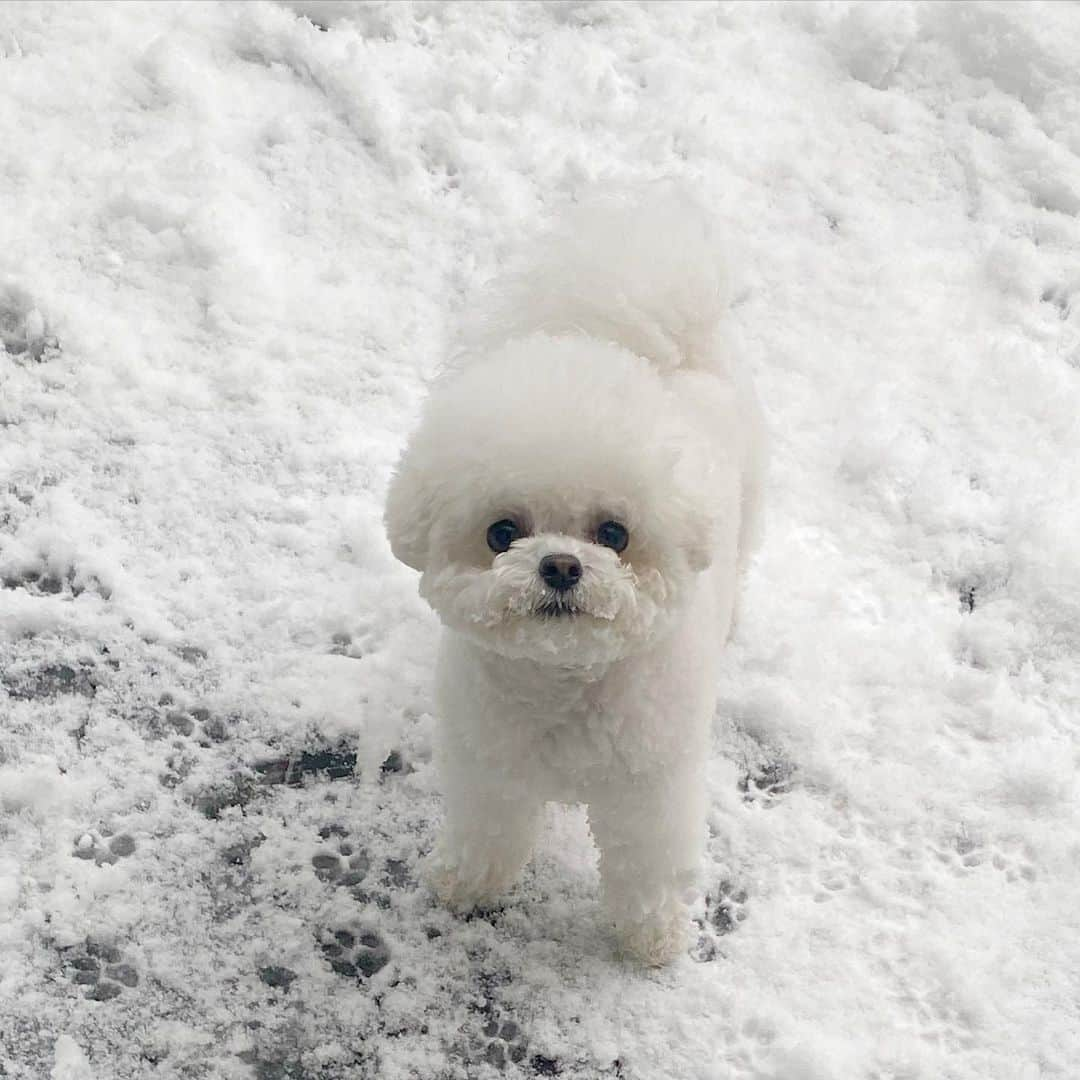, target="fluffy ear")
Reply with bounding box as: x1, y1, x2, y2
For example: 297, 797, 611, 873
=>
383, 445, 434, 572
